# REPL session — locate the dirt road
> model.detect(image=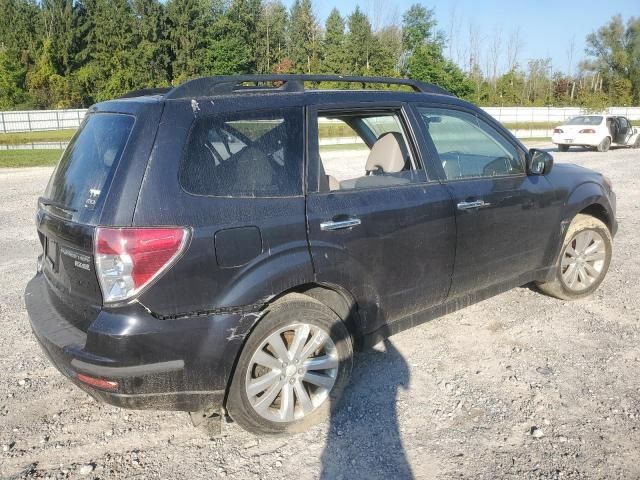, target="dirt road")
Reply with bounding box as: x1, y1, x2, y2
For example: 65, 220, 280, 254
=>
1, 145, 639, 479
